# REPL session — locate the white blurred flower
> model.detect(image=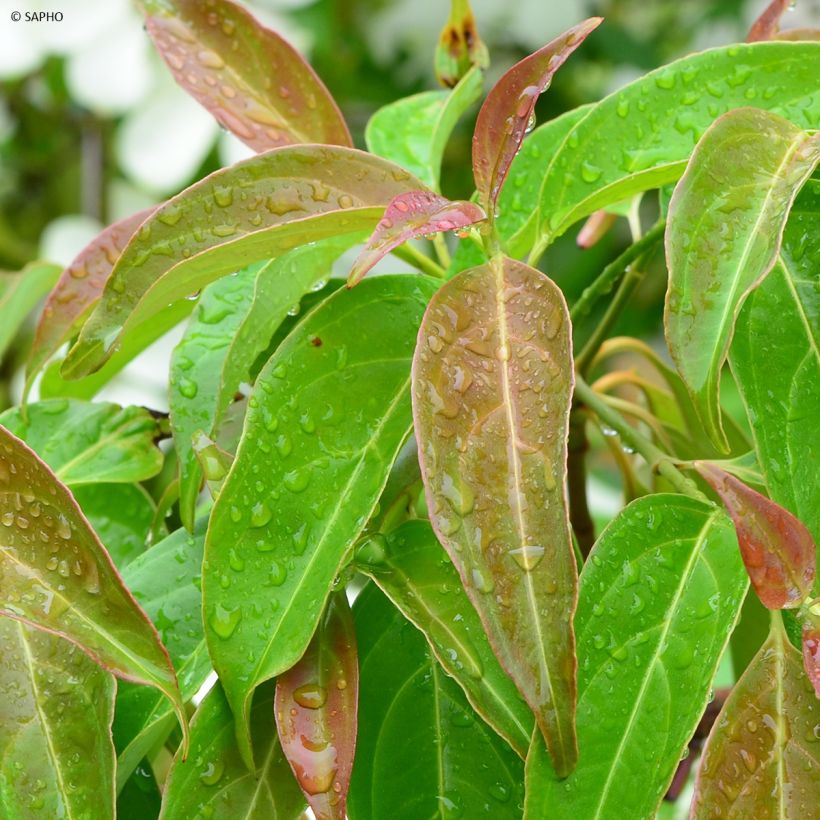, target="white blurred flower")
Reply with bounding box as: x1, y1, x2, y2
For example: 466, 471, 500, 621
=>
39, 214, 103, 266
